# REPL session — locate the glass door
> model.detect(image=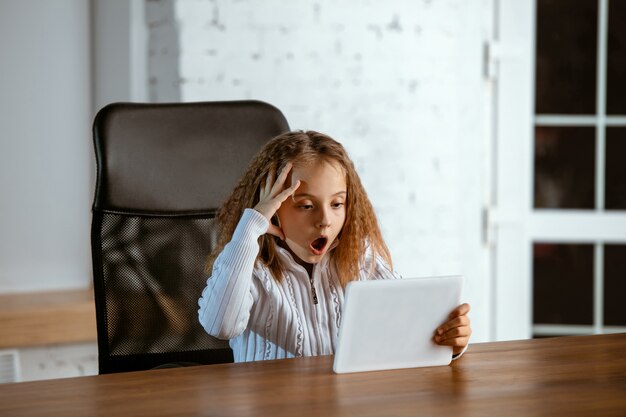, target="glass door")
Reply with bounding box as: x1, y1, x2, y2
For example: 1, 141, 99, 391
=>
491, 0, 626, 340
532, 0, 626, 337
